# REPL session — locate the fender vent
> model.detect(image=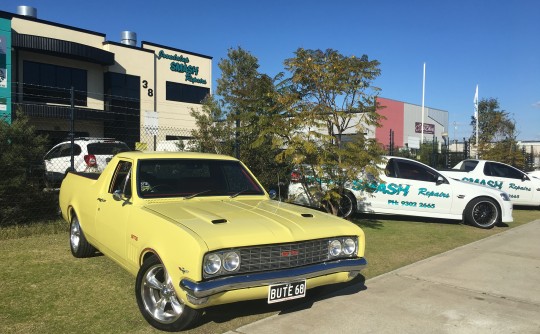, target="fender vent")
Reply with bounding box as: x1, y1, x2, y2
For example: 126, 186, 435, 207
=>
211, 219, 227, 224
301, 213, 313, 218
